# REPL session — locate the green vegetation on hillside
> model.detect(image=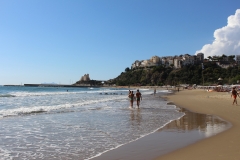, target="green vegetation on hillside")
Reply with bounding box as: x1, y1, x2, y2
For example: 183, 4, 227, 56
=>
108, 63, 240, 86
